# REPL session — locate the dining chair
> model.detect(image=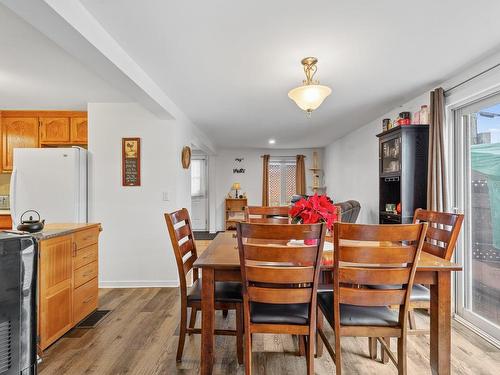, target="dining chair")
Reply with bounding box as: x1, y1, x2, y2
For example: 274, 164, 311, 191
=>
165, 208, 243, 363
236, 222, 327, 375
369, 208, 464, 345
244, 206, 311, 358
317, 222, 428, 374
244, 206, 290, 223
404, 209, 464, 332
